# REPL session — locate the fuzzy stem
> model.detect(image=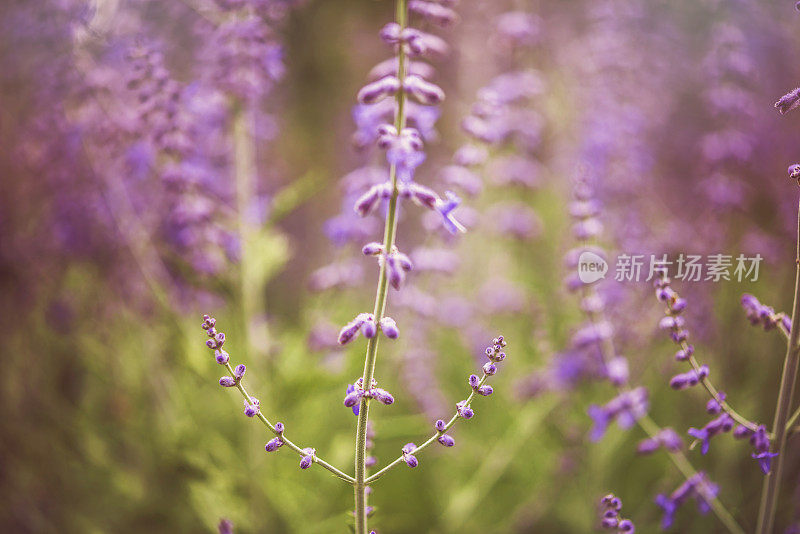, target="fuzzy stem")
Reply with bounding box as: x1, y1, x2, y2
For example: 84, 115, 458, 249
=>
354, 1, 408, 532
756, 199, 800, 534
222, 362, 354, 484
